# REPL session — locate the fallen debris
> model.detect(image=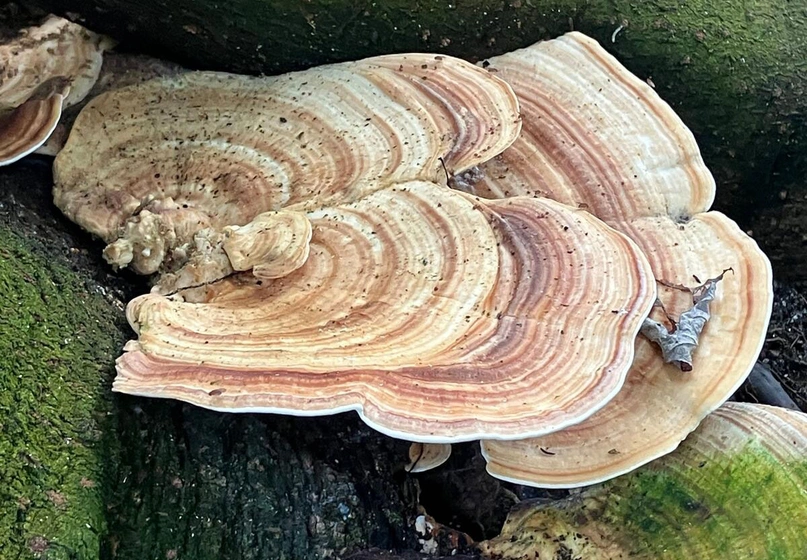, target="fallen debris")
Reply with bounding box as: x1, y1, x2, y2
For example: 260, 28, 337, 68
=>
641, 269, 732, 371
